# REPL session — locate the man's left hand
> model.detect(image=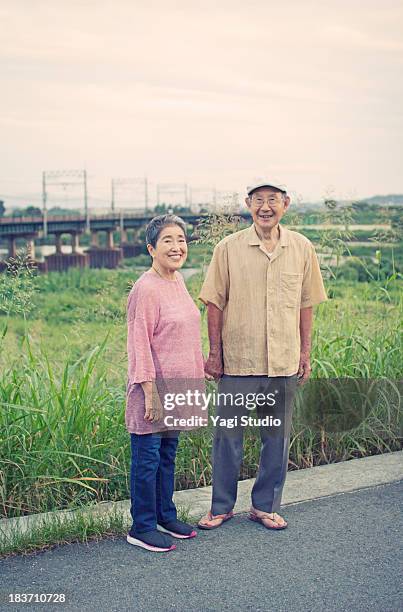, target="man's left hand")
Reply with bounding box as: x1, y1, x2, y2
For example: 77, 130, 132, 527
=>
297, 351, 311, 385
